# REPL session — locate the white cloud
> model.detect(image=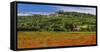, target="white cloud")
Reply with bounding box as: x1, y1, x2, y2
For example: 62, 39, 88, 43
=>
18, 13, 32, 16
18, 12, 55, 16
54, 6, 96, 15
